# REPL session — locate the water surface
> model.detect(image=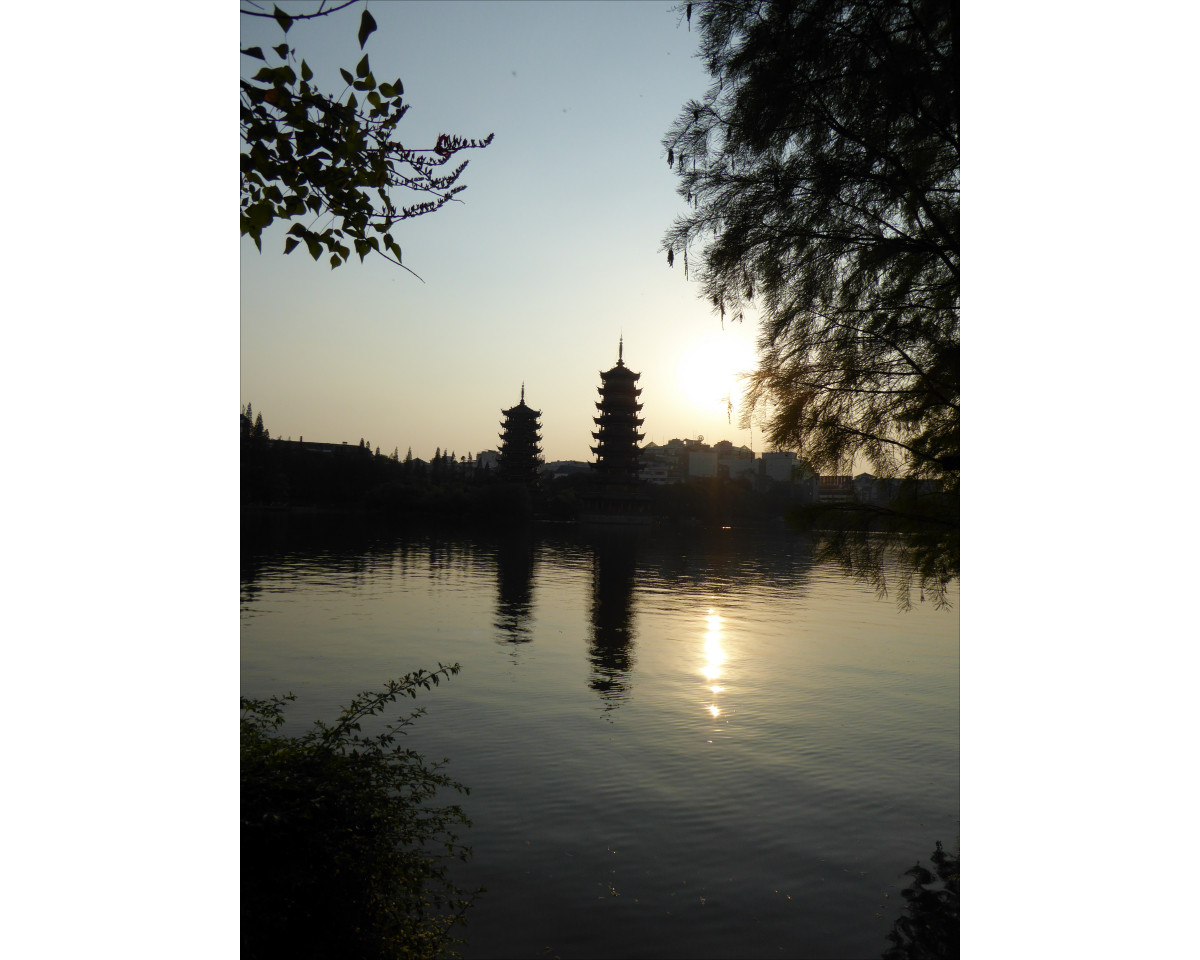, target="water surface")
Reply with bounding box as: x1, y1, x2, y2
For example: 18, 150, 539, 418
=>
241, 515, 958, 958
